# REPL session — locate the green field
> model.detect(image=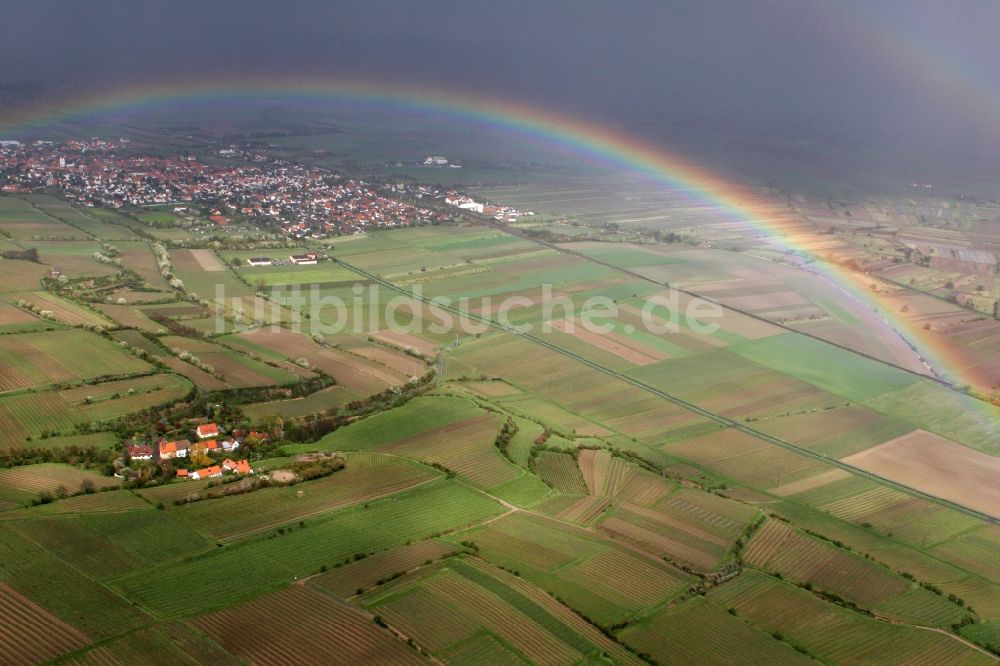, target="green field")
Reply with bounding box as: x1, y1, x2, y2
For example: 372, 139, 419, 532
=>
620, 595, 815, 665
363, 556, 640, 664
453, 511, 691, 626
286, 394, 483, 454
112, 479, 503, 616
171, 456, 436, 541
0, 329, 152, 391
0, 373, 191, 448
709, 569, 991, 665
